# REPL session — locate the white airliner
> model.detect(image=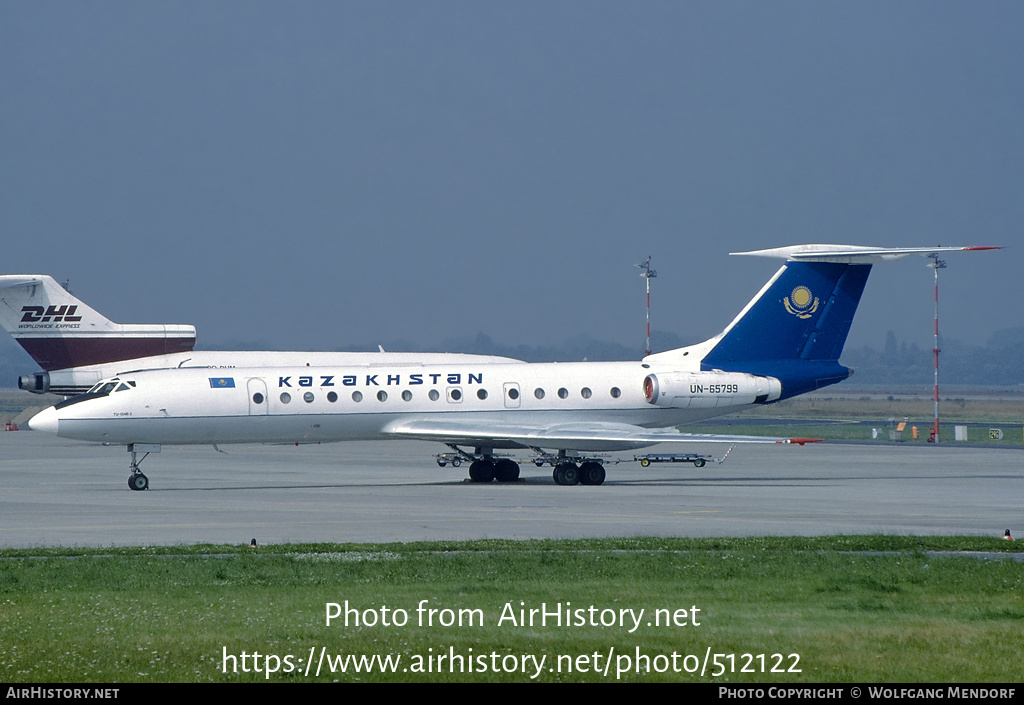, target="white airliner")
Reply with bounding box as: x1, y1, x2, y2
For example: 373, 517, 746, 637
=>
13, 244, 998, 490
